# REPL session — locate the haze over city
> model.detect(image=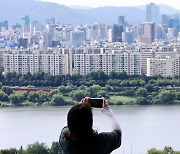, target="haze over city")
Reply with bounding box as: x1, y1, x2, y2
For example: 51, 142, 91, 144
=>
40, 0, 180, 9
